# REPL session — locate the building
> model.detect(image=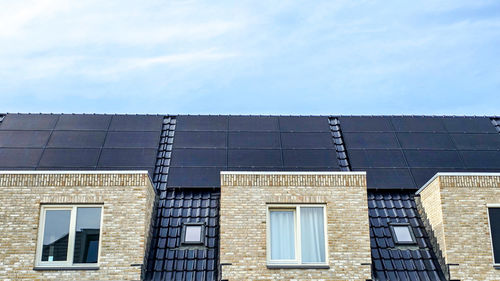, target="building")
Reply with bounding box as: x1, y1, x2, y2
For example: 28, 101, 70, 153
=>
0, 113, 499, 280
